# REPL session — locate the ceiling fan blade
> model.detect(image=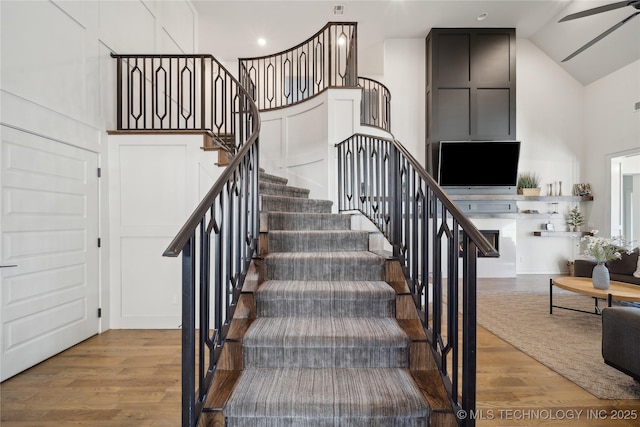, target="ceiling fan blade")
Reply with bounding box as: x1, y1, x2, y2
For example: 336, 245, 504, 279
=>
562, 11, 640, 62
559, 0, 635, 22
